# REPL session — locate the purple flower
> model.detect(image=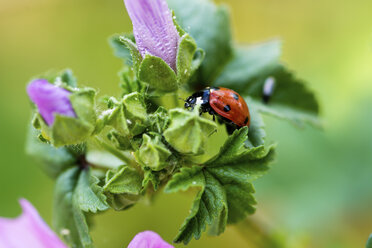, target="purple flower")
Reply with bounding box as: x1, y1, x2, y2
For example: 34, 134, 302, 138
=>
0, 199, 67, 248
123, 0, 180, 71
27, 79, 77, 126
128, 231, 174, 248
